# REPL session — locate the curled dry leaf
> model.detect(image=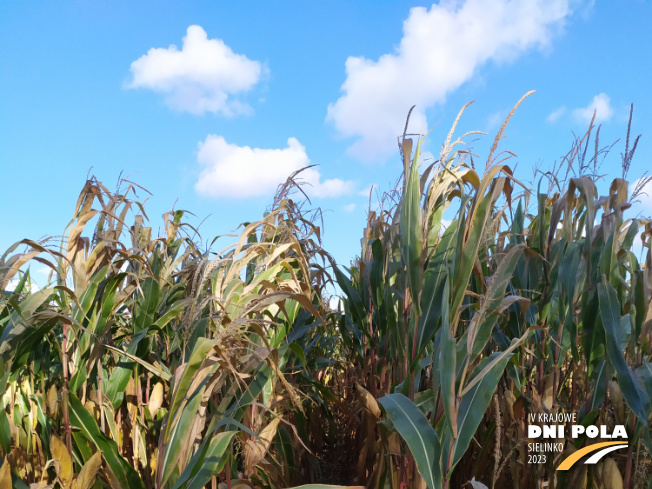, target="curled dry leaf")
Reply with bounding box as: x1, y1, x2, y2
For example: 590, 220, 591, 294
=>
103, 463, 122, 489
503, 387, 516, 425
243, 417, 281, 477
597, 457, 623, 489
125, 376, 137, 417
563, 443, 588, 489
542, 372, 555, 410
0, 458, 12, 489
608, 380, 625, 424
84, 400, 99, 420
387, 432, 401, 455
72, 451, 103, 489
355, 382, 381, 419
50, 433, 73, 489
